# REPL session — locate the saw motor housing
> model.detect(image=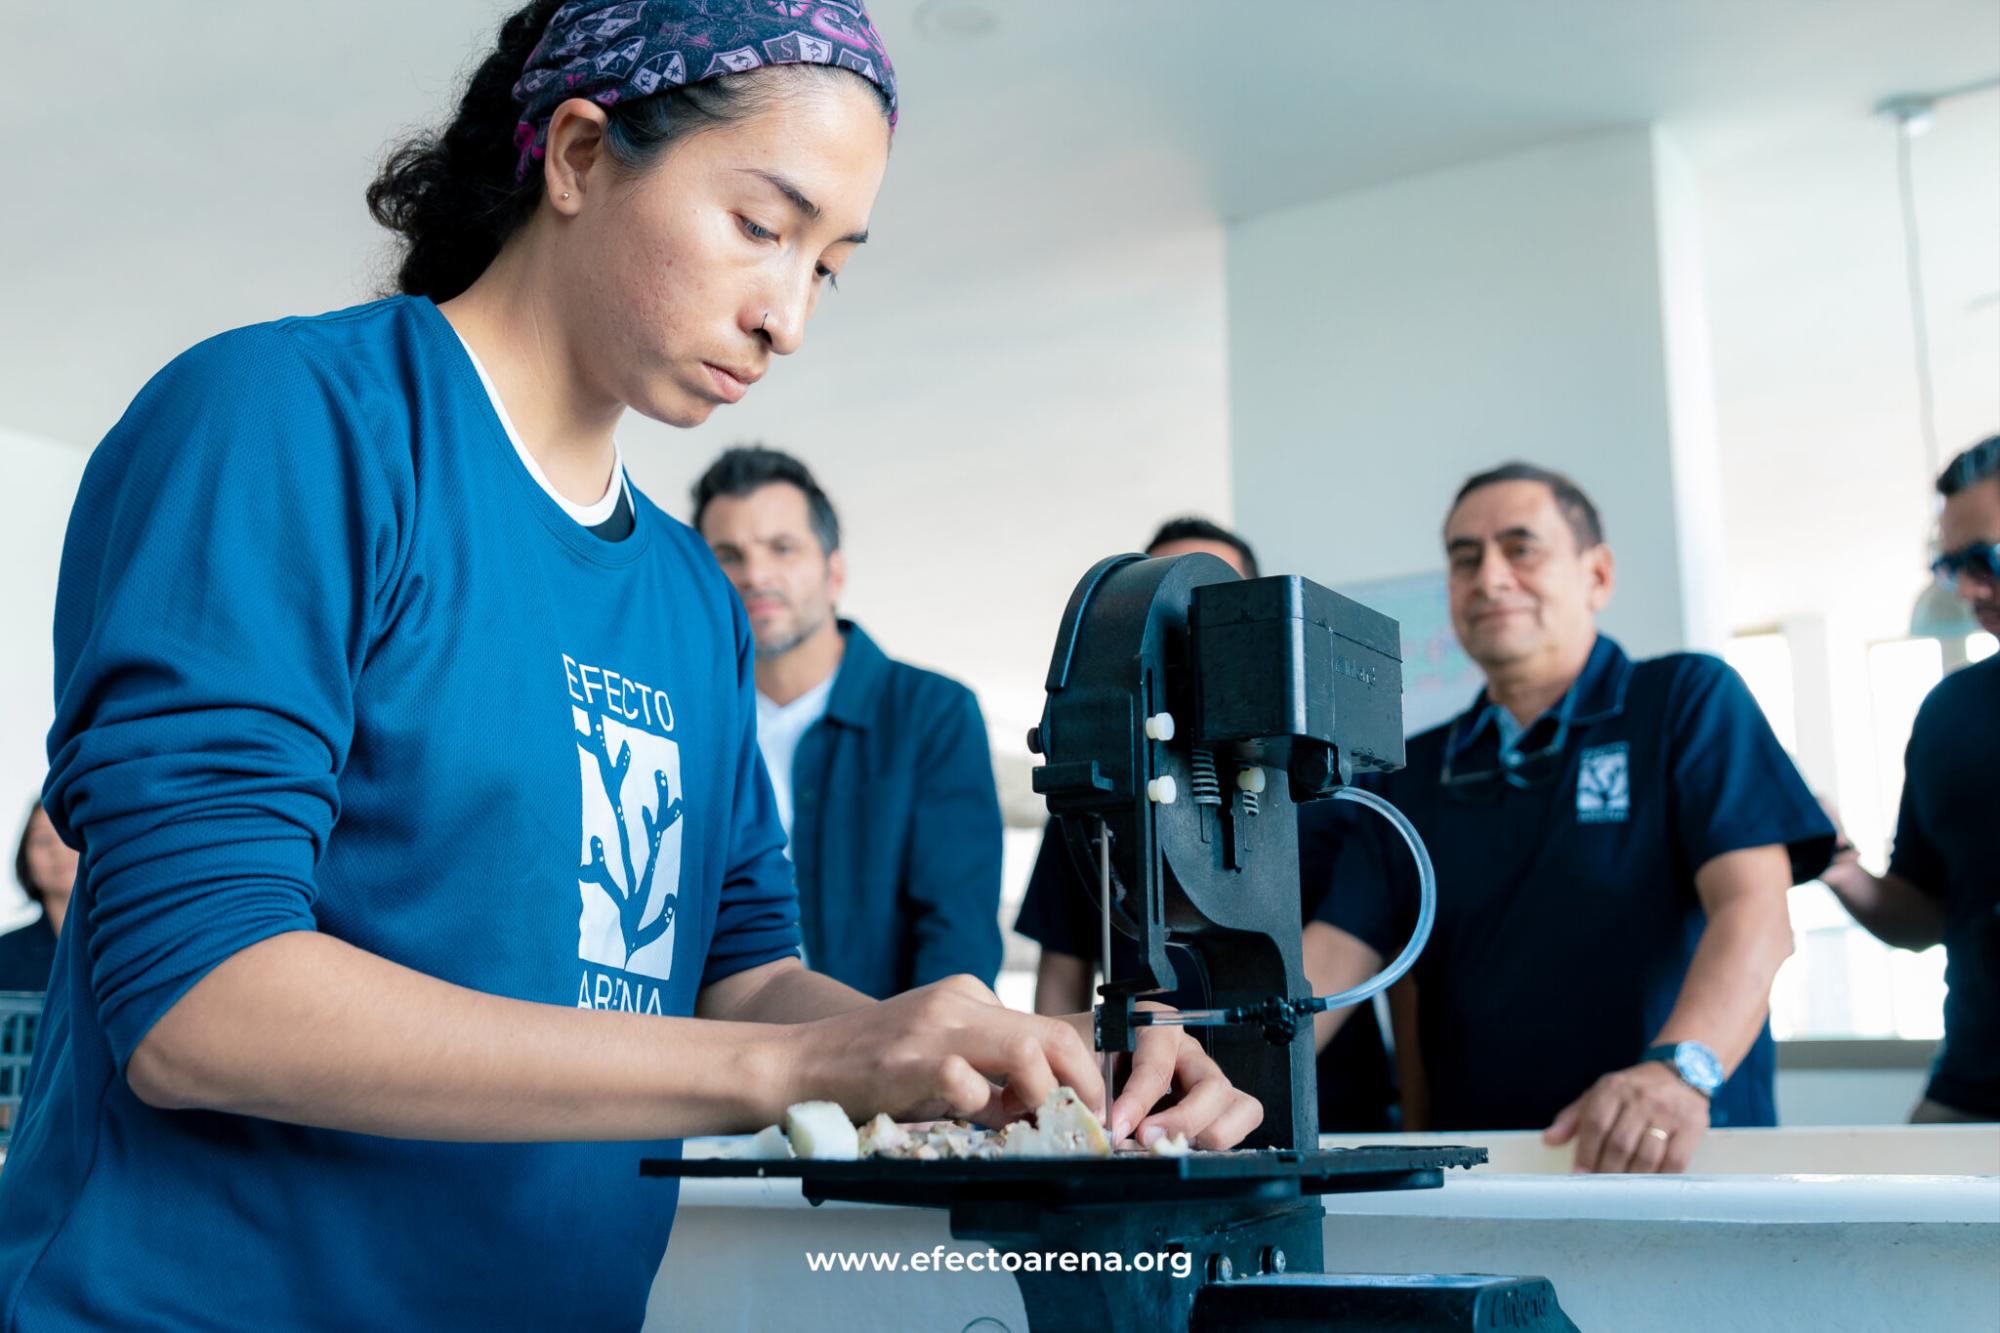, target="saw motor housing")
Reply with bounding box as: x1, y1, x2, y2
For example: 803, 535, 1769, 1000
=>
1030, 553, 1405, 1152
